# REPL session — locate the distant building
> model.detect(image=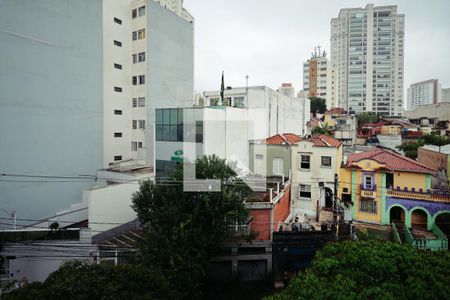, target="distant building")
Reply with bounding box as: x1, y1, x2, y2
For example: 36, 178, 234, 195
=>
303, 49, 331, 106
278, 83, 296, 98
442, 88, 450, 102
330, 4, 404, 116
418, 144, 450, 187
203, 86, 310, 137
407, 79, 441, 110
324, 108, 357, 145
297, 90, 309, 98
404, 102, 450, 136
